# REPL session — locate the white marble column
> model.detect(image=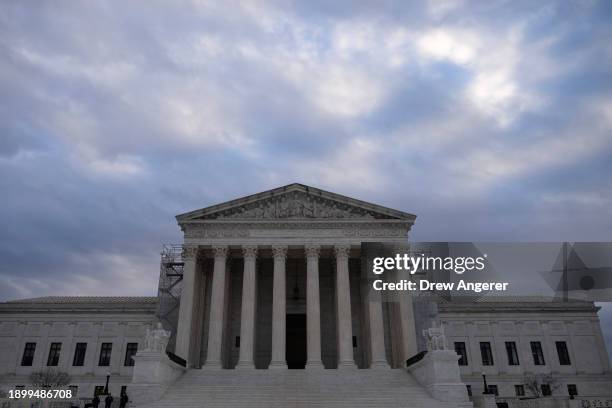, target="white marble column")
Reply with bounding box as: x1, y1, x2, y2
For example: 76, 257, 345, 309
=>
305, 244, 323, 369
335, 244, 356, 368
175, 245, 199, 365
191, 257, 208, 368
269, 245, 288, 368
237, 245, 258, 368
205, 245, 228, 368
368, 294, 390, 368
390, 251, 418, 362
